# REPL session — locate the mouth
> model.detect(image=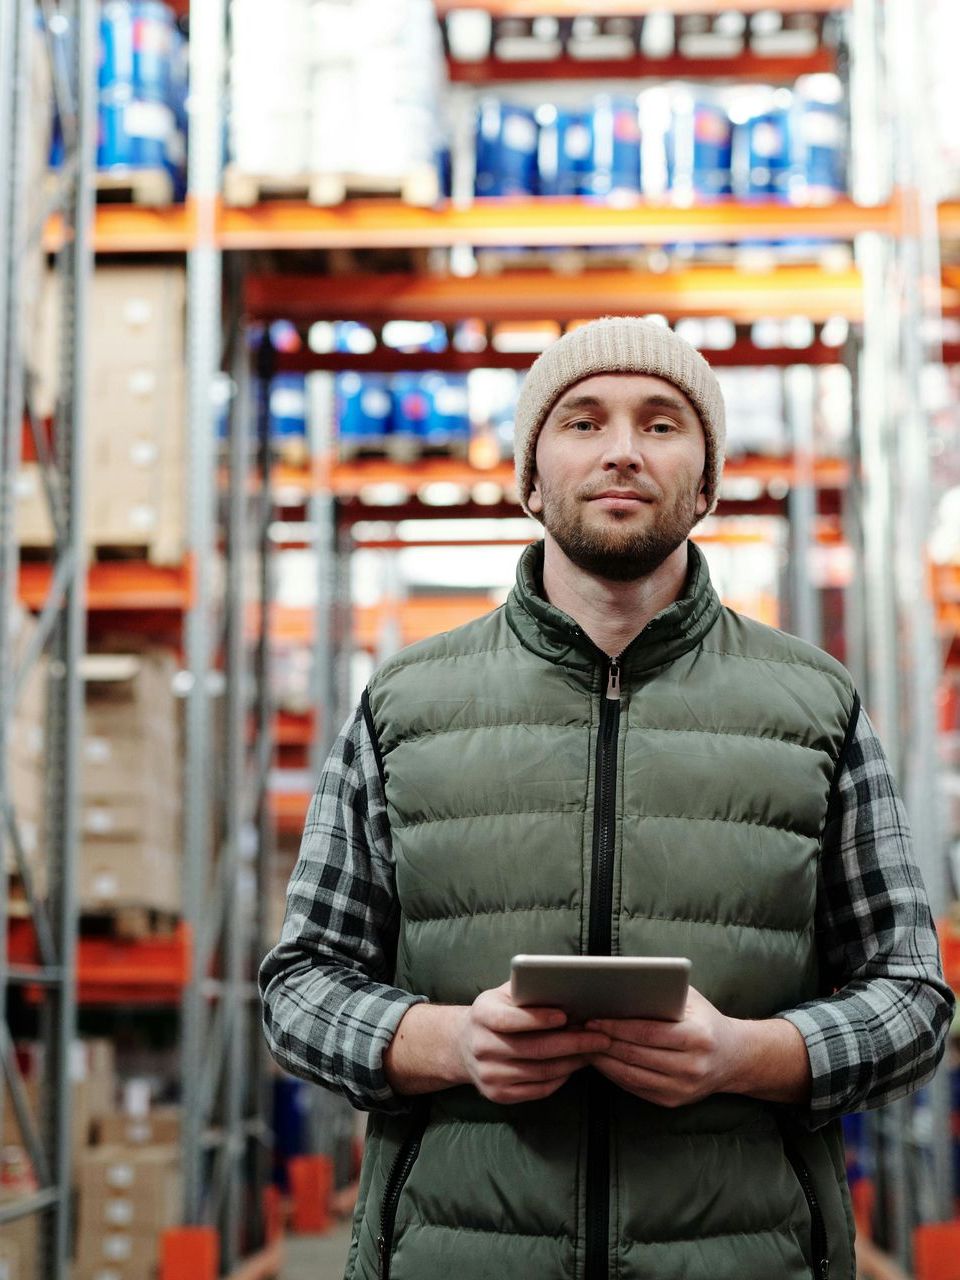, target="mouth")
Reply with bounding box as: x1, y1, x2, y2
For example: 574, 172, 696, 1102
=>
587, 491, 652, 504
